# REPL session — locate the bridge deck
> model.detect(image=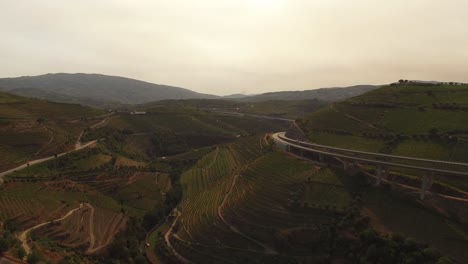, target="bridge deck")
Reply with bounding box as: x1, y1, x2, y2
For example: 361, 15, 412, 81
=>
273, 132, 468, 178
